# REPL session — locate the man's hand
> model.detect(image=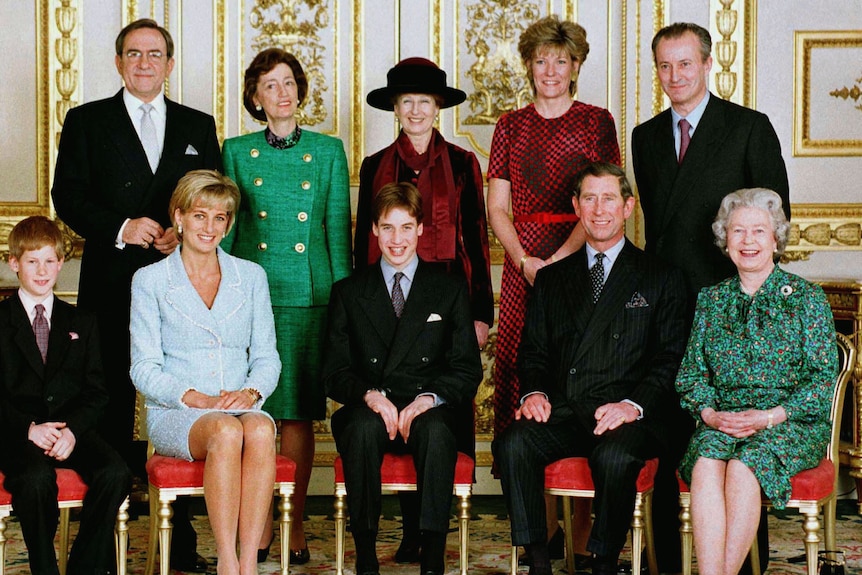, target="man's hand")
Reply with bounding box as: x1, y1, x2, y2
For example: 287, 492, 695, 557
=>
28, 421, 65, 451
515, 393, 552, 423
397, 395, 435, 442
593, 402, 640, 436
122, 217, 165, 249
153, 226, 180, 255
365, 391, 399, 440
47, 427, 77, 461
